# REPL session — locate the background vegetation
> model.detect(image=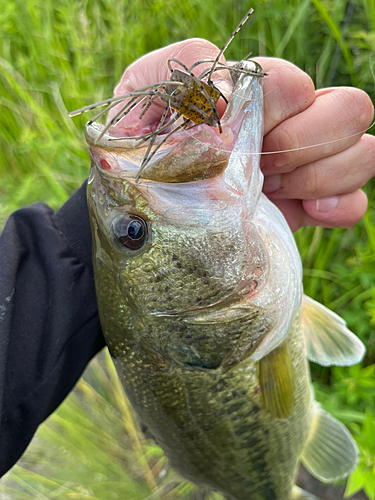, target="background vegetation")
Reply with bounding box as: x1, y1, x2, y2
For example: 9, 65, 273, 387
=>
0, 0, 374, 498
